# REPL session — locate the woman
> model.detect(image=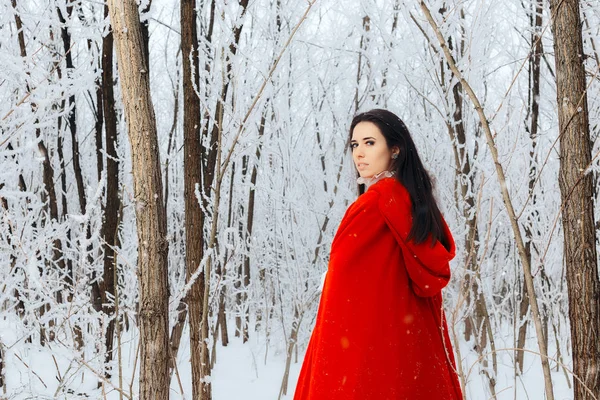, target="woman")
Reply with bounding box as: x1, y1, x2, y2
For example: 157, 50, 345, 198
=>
293, 109, 463, 399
